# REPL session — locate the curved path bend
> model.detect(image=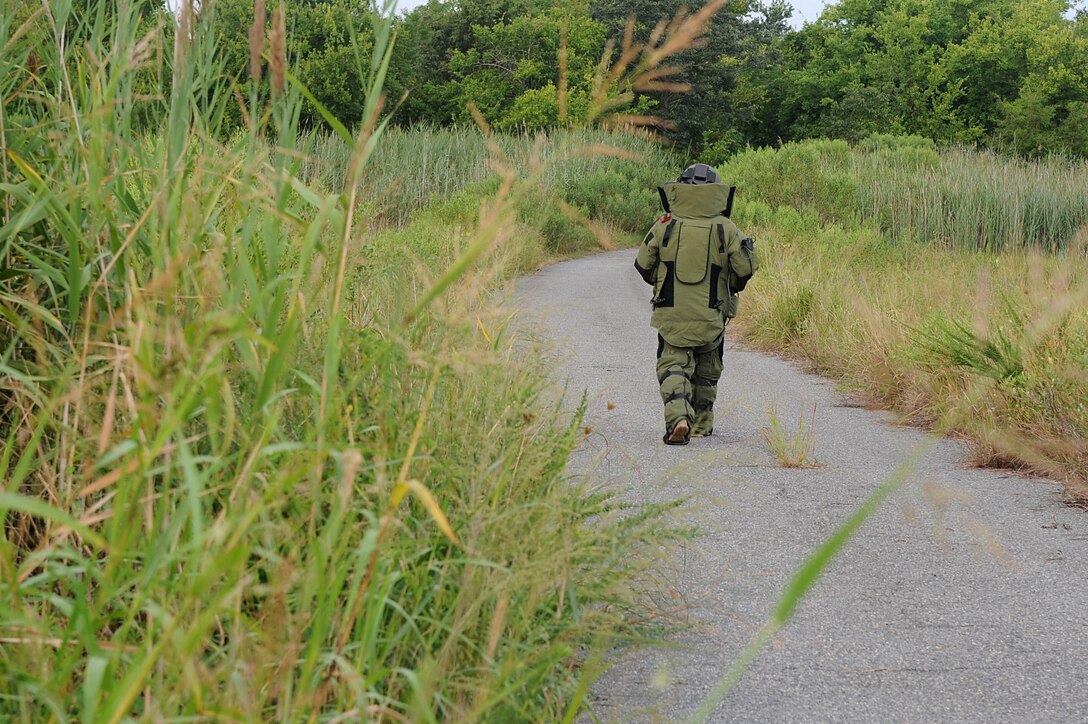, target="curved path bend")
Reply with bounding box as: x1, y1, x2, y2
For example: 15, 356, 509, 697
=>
515, 249, 1088, 723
